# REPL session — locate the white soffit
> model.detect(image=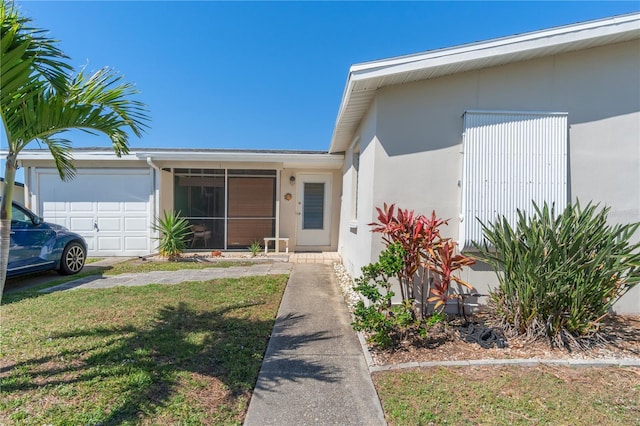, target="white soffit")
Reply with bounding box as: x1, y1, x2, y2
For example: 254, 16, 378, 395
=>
329, 13, 640, 153
13, 149, 344, 170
